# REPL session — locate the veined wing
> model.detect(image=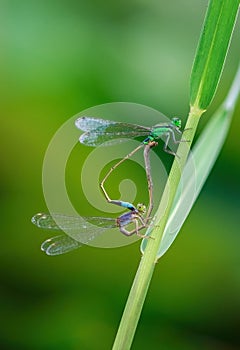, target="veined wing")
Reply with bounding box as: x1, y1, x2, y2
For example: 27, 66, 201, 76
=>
75, 117, 150, 147
32, 213, 117, 255
75, 117, 117, 132
31, 213, 116, 230
41, 234, 83, 256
